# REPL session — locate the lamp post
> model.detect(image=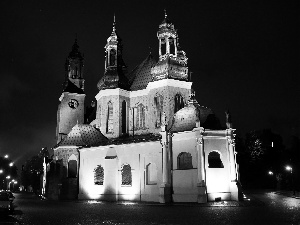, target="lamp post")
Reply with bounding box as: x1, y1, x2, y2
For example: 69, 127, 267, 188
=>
286, 166, 295, 195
